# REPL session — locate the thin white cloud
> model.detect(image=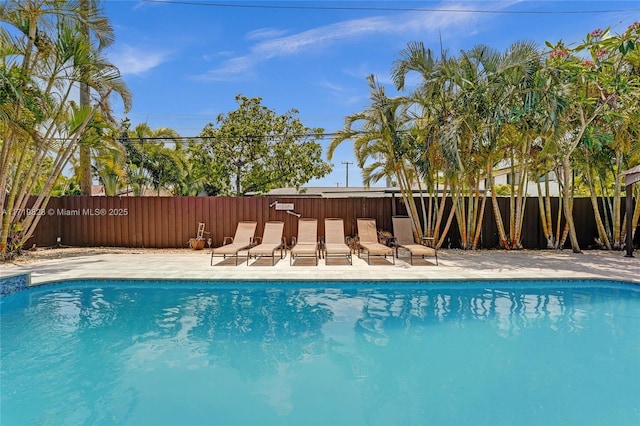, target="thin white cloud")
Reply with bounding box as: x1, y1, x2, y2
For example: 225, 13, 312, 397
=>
197, 56, 257, 81
110, 44, 171, 76
252, 16, 395, 59
197, 2, 512, 81
246, 27, 290, 41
